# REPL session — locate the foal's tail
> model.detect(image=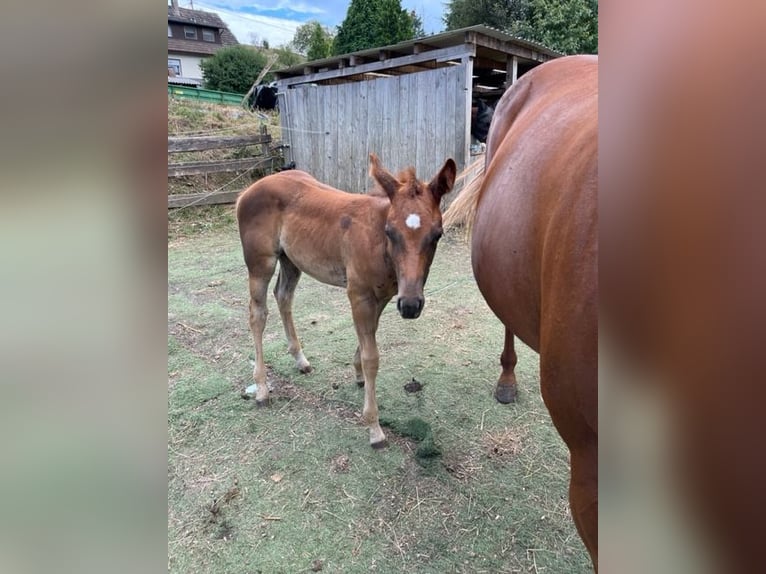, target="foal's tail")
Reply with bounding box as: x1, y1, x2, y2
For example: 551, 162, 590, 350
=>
443, 157, 486, 236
